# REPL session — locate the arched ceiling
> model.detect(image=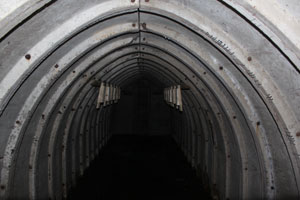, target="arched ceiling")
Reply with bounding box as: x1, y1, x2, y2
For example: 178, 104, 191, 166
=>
0, 0, 299, 199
